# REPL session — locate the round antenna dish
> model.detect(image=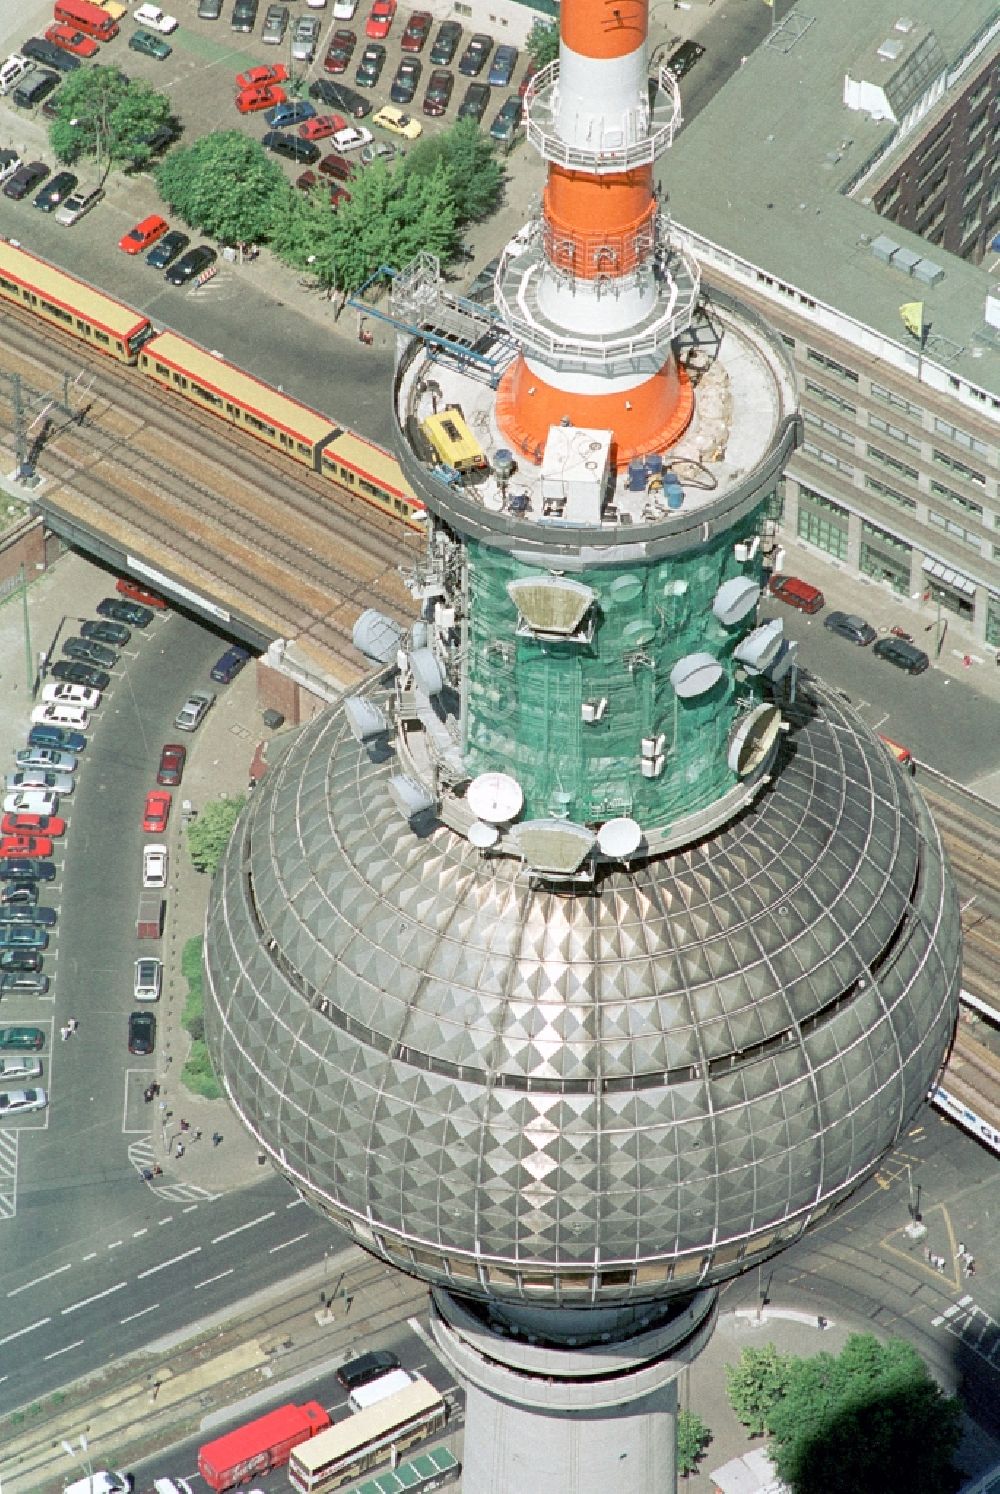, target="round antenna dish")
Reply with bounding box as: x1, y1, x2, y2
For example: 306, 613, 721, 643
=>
468, 820, 500, 849
467, 772, 524, 825
728, 704, 783, 776
670, 652, 724, 698
713, 577, 761, 626
597, 816, 643, 859
353, 609, 404, 664
343, 696, 388, 743
734, 619, 784, 672
410, 647, 445, 697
